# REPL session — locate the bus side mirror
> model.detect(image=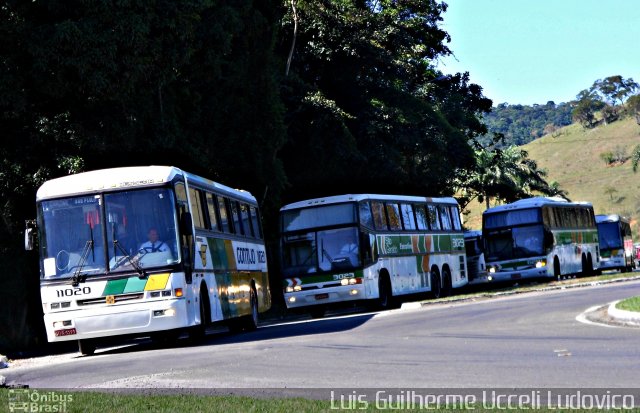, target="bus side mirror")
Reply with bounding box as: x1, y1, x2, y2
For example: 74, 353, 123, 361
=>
180, 212, 193, 237
24, 220, 36, 251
